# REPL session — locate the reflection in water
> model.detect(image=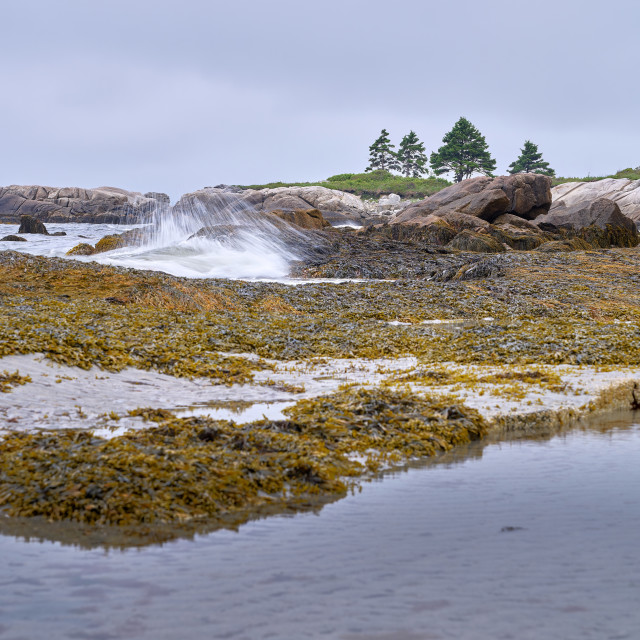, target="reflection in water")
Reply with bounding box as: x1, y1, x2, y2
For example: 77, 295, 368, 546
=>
1, 412, 639, 639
